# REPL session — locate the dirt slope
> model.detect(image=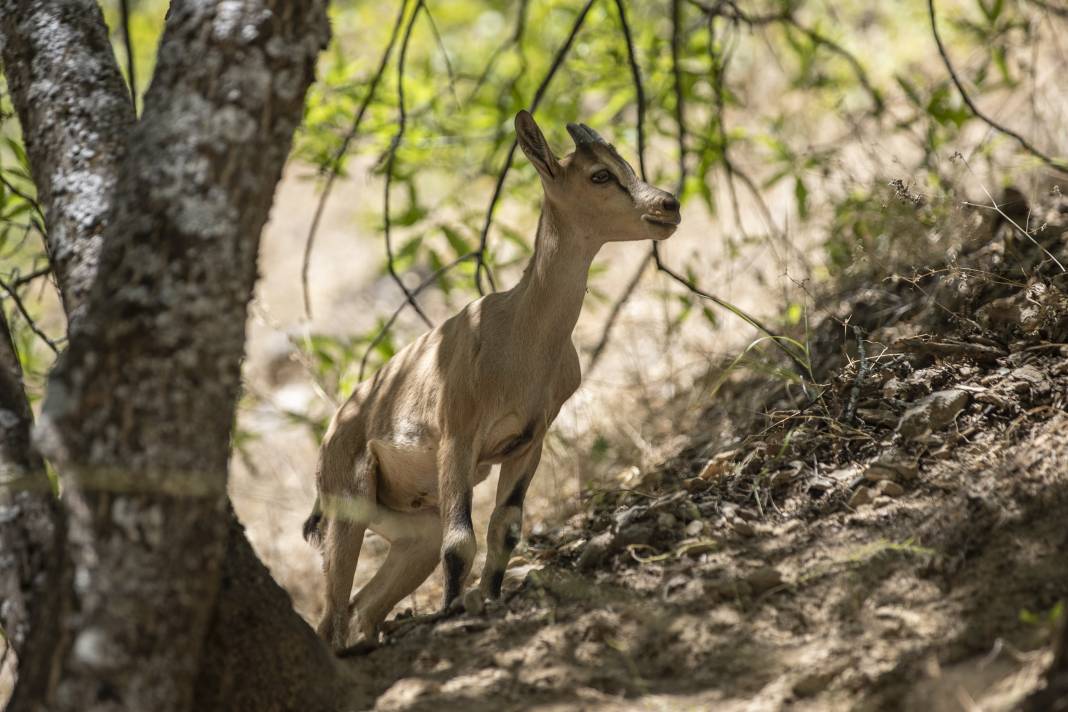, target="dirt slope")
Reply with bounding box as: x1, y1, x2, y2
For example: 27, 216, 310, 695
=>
335, 195, 1068, 711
